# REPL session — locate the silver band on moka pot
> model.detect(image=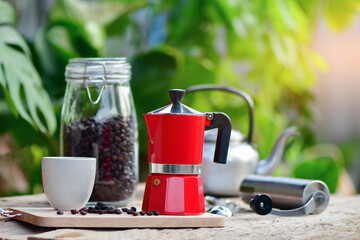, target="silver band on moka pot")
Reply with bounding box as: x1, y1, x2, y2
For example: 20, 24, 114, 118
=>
149, 163, 201, 175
